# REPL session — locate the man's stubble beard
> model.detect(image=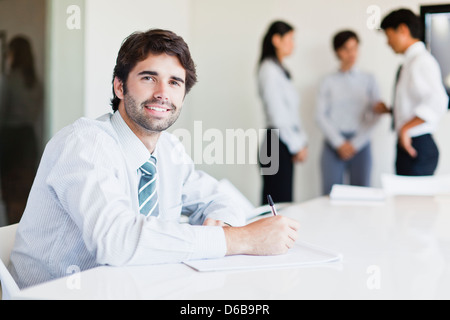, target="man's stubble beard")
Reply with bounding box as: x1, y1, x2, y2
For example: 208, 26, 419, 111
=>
123, 93, 182, 134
